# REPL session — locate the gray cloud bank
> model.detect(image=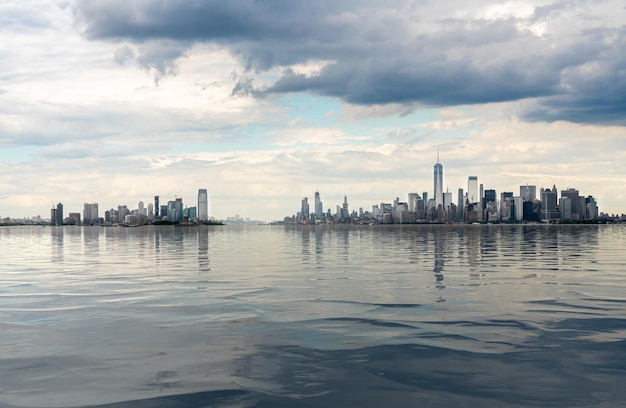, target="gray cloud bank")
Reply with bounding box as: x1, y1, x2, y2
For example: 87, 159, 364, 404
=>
73, 0, 625, 124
